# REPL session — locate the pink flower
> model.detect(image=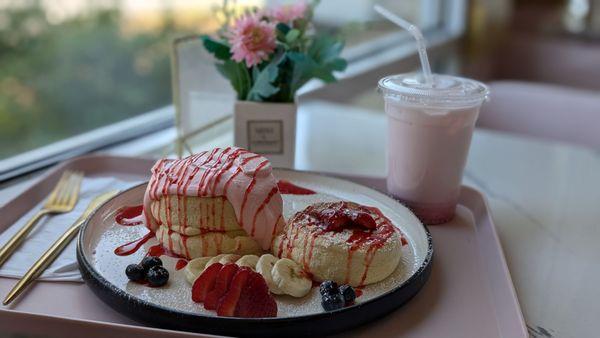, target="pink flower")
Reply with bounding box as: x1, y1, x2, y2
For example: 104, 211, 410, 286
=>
228, 14, 276, 68
268, 1, 308, 23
